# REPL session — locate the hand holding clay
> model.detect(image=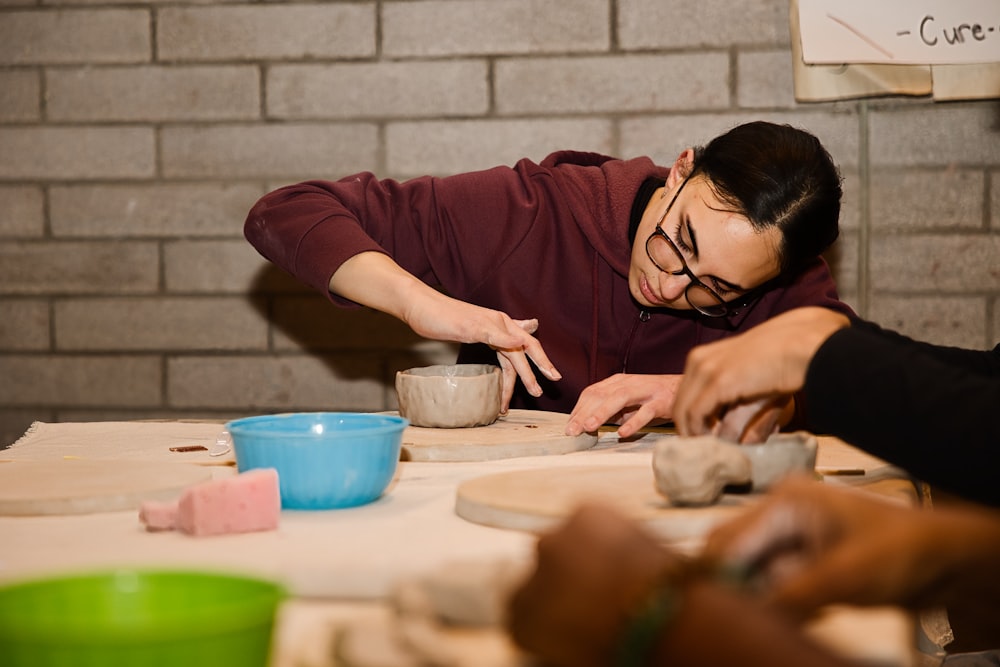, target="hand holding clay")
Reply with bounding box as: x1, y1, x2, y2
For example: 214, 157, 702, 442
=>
673, 307, 850, 437
714, 397, 791, 444
508, 501, 884, 667
701, 475, 1000, 620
